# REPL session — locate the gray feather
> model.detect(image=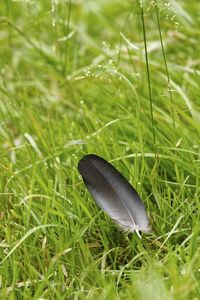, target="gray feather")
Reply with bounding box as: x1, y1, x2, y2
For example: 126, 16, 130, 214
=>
78, 154, 149, 235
